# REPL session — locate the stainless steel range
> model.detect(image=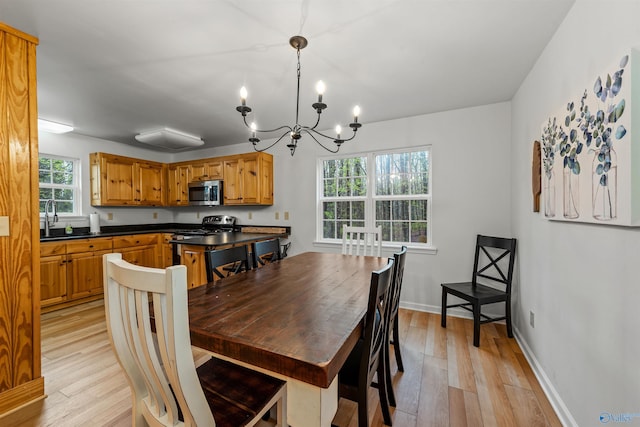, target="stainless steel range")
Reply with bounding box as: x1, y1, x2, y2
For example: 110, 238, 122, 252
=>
173, 215, 237, 239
